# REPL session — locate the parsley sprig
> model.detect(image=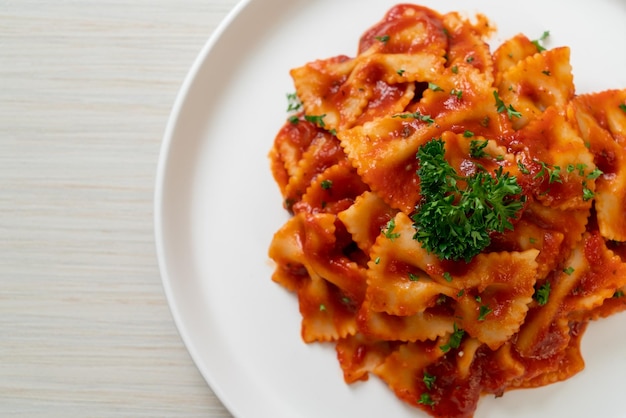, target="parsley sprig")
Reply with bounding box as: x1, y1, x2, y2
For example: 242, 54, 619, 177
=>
412, 138, 525, 262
